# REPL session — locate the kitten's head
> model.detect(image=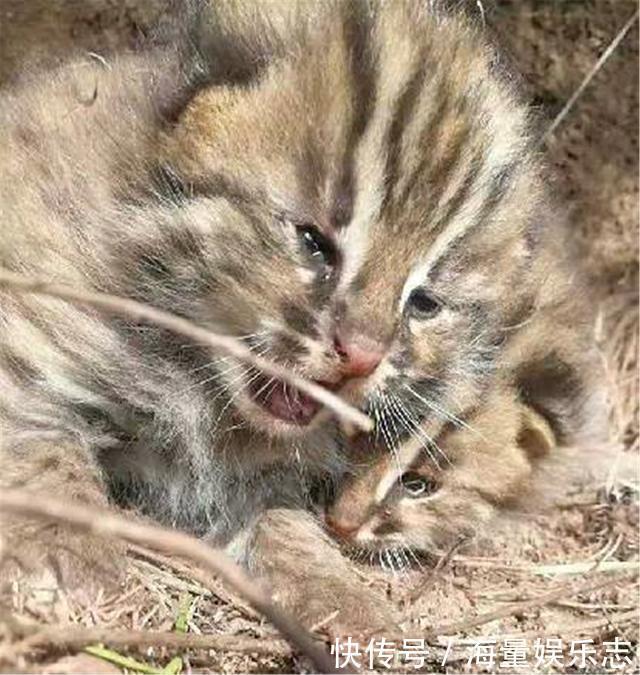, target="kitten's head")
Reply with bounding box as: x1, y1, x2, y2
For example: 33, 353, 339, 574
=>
324, 391, 556, 567
125, 2, 579, 442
